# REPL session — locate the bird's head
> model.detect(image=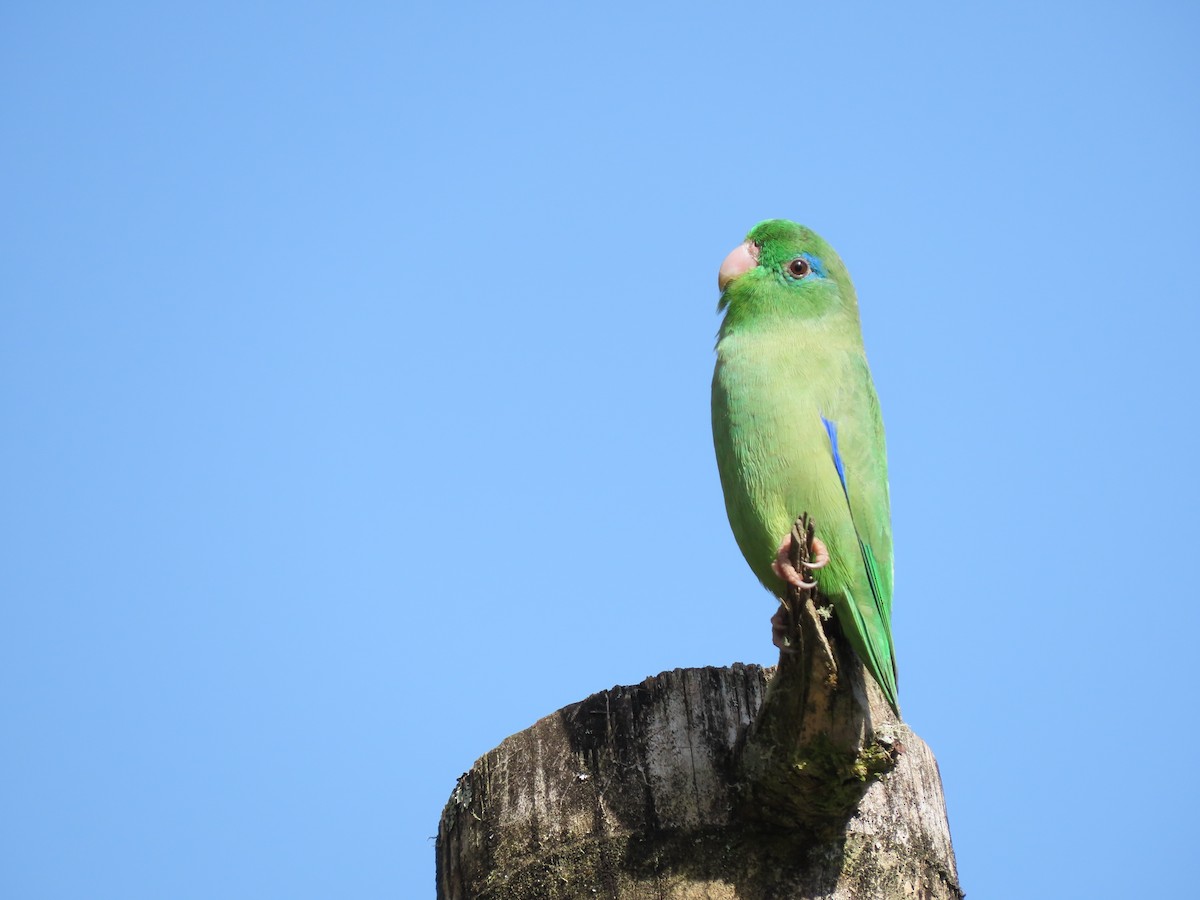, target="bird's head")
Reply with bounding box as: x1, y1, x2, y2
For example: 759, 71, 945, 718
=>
717, 219, 857, 329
